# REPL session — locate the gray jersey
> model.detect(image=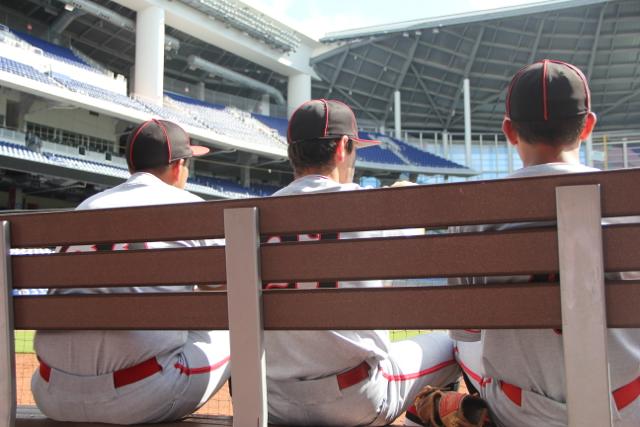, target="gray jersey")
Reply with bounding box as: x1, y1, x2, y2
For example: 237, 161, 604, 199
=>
265, 175, 390, 380
450, 163, 640, 425
35, 172, 208, 375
